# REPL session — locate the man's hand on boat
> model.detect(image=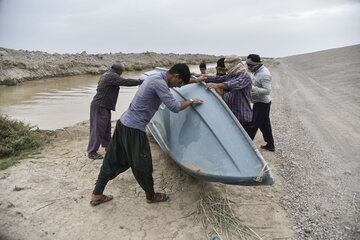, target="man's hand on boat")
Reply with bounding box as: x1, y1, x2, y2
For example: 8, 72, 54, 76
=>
189, 75, 206, 83
180, 98, 204, 110
205, 83, 218, 89
205, 83, 228, 90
